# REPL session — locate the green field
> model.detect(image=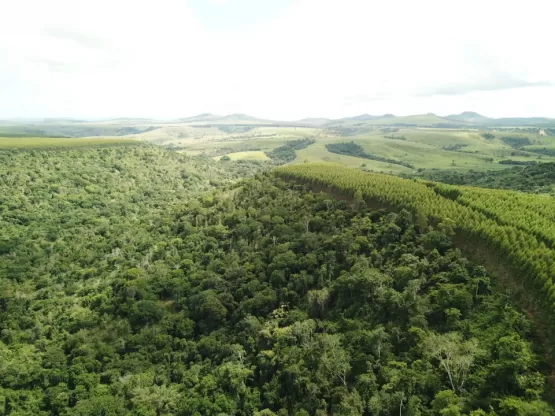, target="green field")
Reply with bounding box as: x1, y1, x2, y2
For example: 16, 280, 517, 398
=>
0, 137, 137, 149
3, 118, 553, 173
158, 124, 555, 172
213, 150, 270, 161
